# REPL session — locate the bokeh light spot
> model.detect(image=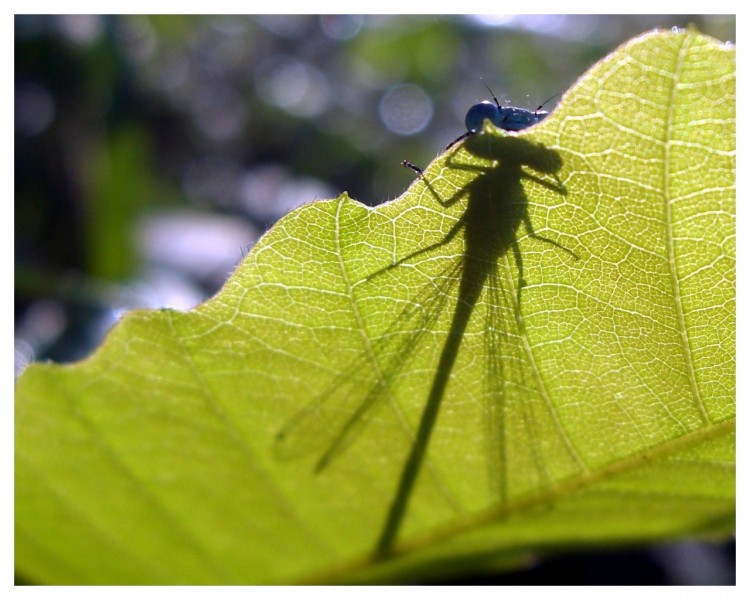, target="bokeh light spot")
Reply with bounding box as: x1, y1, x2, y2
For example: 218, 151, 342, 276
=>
378, 83, 433, 136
